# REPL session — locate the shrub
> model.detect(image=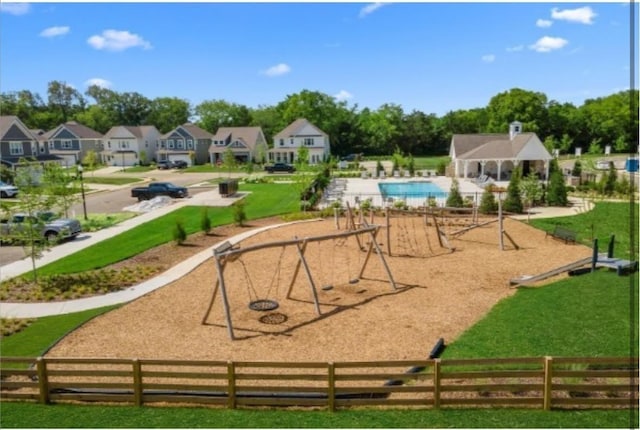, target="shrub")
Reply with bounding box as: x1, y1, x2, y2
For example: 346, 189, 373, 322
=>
479, 187, 498, 214
172, 218, 187, 245
446, 178, 464, 208
547, 170, 568, 206
232, 200, 247, 226
200, 208, 212, 235
503, 168, 523, 213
